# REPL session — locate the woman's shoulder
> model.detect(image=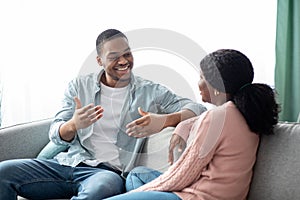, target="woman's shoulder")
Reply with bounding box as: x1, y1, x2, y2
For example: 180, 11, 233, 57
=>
205, 101, 236, 117
212, 101, 239, 115
203, 101, 246, 127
